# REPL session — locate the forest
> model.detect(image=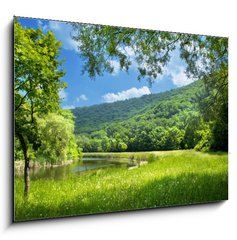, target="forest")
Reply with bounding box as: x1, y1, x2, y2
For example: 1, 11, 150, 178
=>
14, 18, 228, 221
73, 79, 214, 152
